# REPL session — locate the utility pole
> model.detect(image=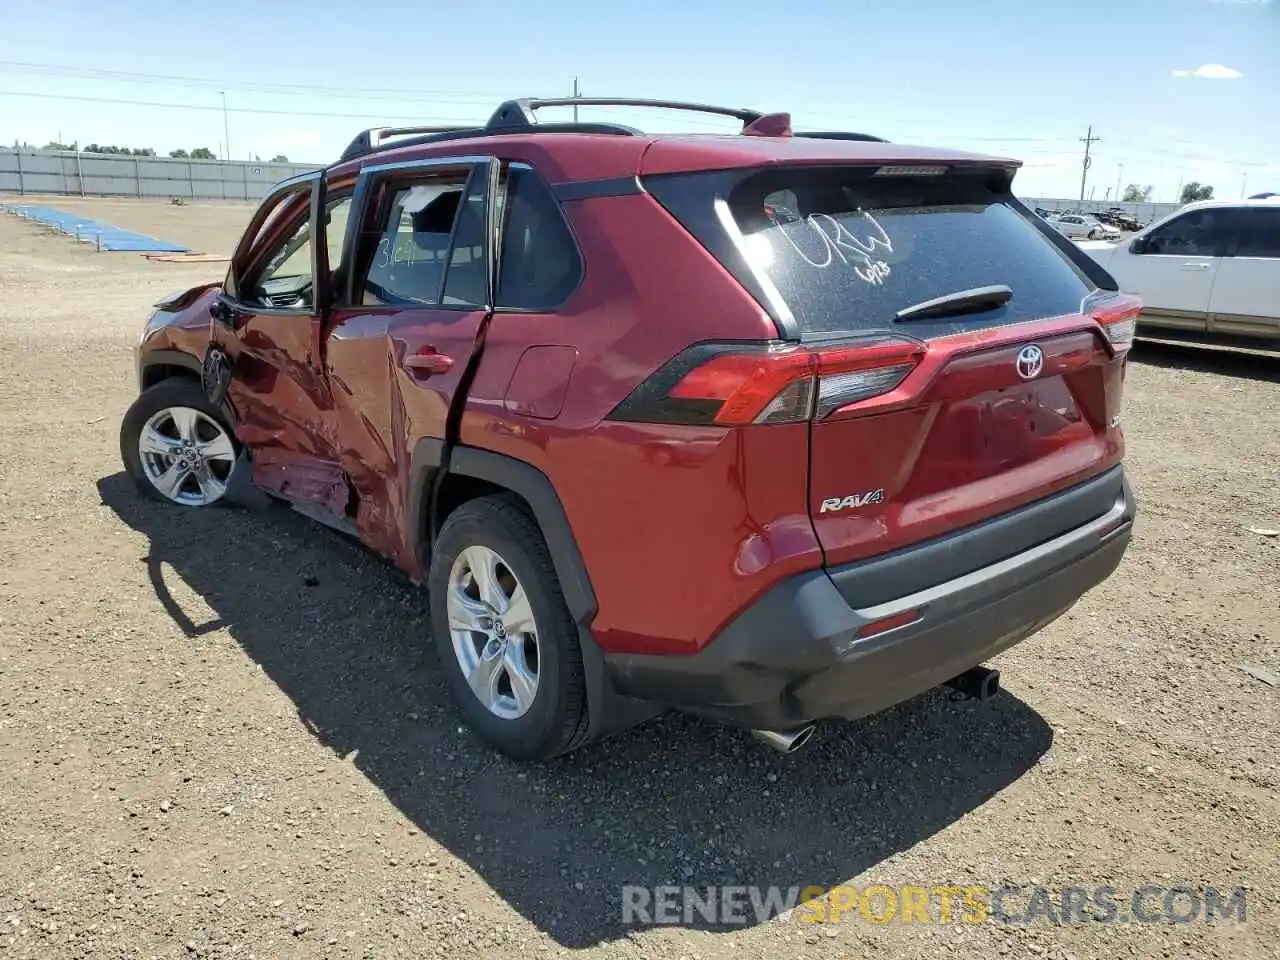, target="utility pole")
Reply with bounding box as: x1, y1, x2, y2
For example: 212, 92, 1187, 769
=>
220, 91, 231, 161
1114, 163, 1123, 203
1079, 125, 1100, 202
572, 76, 580, 122
1241, 172, 1249, 199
